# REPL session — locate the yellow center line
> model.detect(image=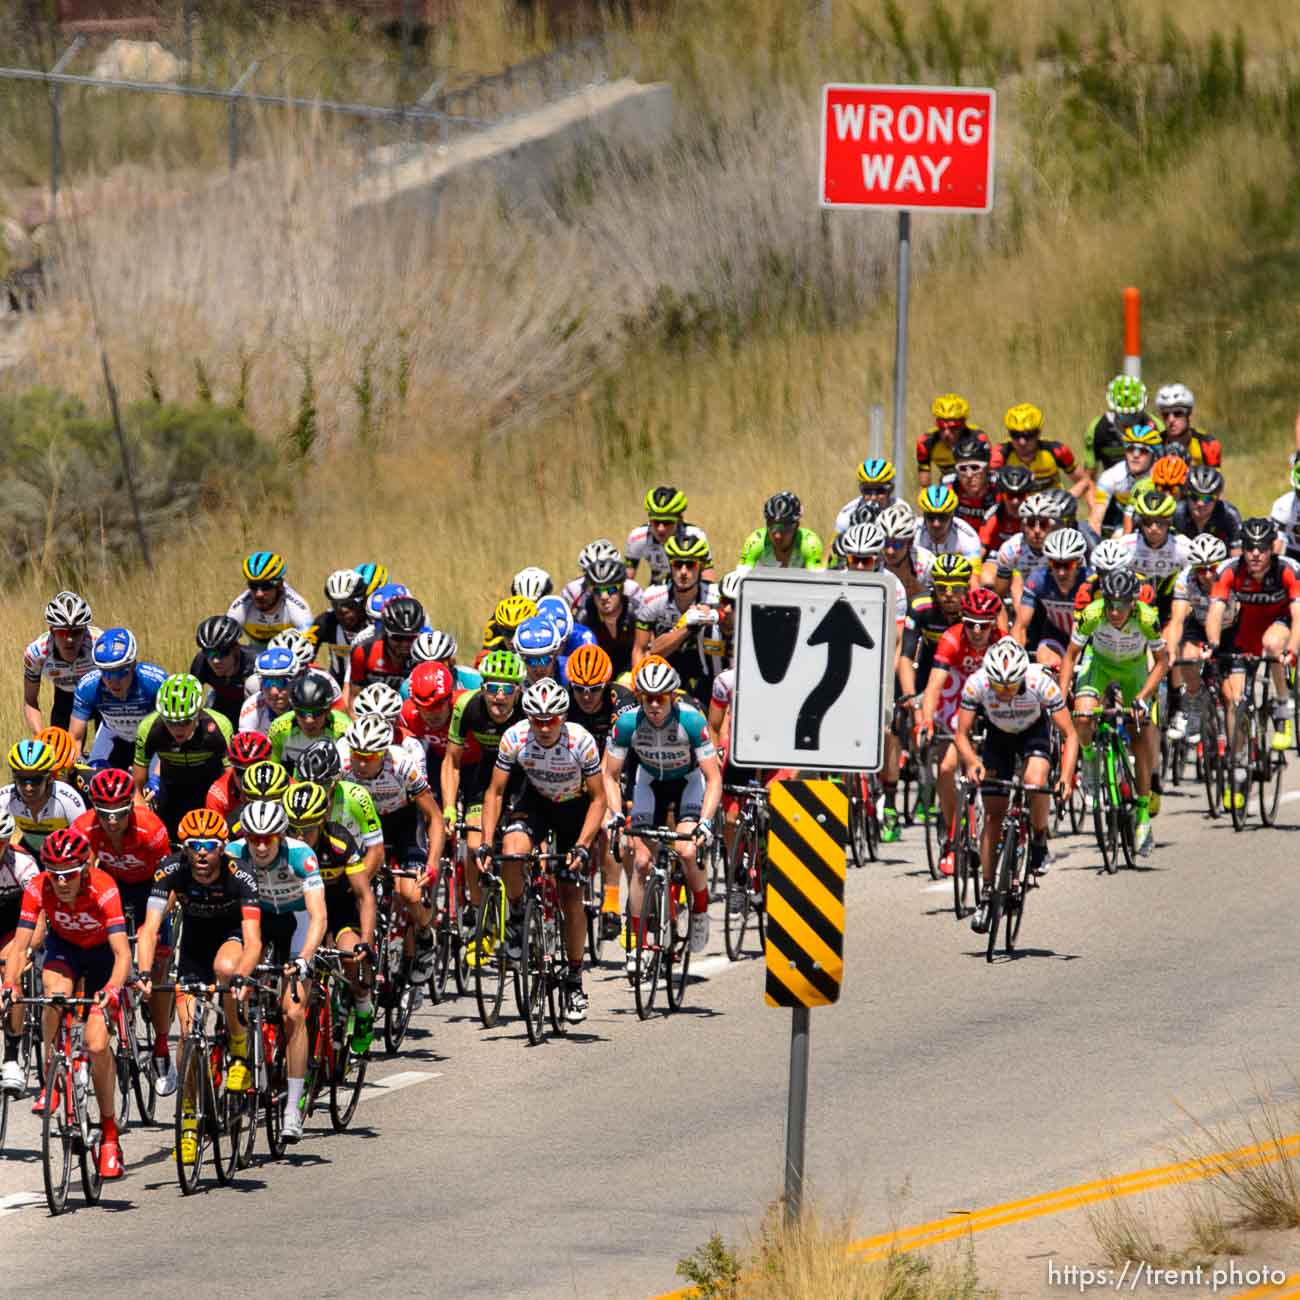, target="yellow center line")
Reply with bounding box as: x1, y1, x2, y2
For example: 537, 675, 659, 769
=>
1232, 1276, 1300, 1299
